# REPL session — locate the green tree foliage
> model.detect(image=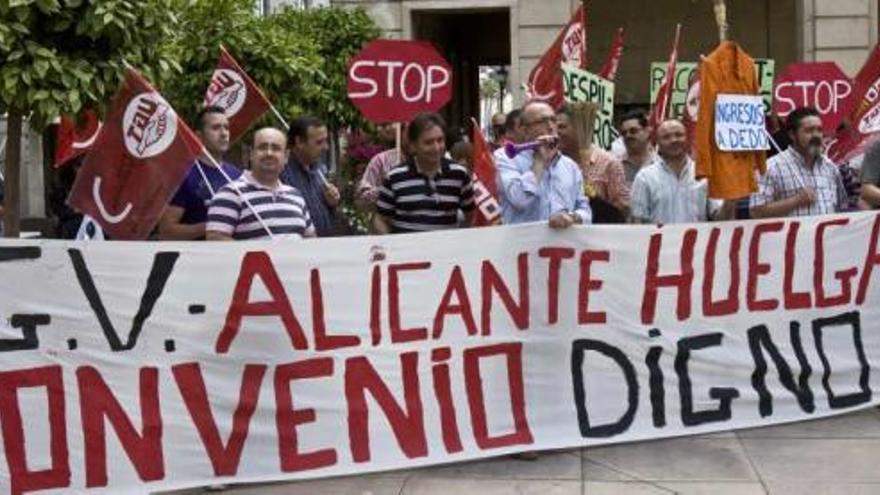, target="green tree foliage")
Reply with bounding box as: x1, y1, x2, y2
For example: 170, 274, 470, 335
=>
269, 5, 381, 128
163, 0, 326, 127
0, 0, 181, 236
165, 1, 380, 130
0, 0, 181, 129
